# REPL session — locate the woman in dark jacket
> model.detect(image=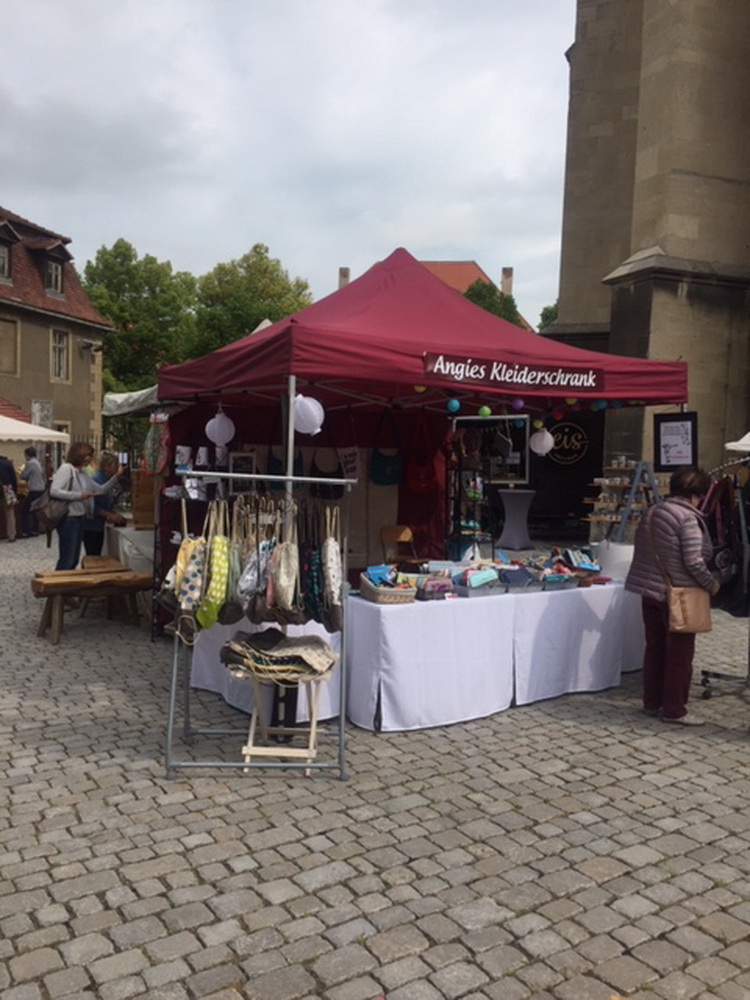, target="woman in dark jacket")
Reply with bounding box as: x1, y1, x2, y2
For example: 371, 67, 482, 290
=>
625, 466, 719, 725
